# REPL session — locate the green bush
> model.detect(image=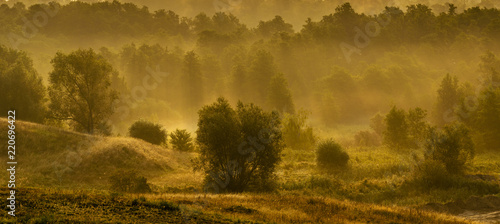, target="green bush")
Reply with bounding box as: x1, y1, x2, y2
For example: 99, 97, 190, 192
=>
129, 120, 167, 145
109, 171, 152, 193
424, 123, 474, 174
316, 139, 349, 169
413, 159, 455, 189
169, 129, 195, 151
